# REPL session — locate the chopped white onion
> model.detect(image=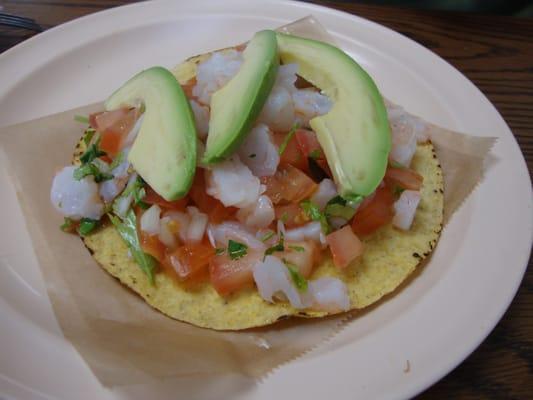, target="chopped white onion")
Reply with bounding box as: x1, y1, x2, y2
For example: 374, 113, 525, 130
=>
308, 278, 350, 312
158, 217, 177, 248
140, 204, 161, 235
393, 190, 421, 230
285, 221, 322, 243
236, 195, 275, 229
311, 179, 337, 210
186, 206, 209, 243
164, 210, 190, 242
